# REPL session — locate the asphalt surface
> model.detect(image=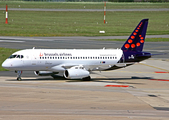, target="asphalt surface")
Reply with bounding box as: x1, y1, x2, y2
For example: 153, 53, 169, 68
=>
0, 36, 169, 59
0, 59, 169, 120
0, 36, 169, 120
